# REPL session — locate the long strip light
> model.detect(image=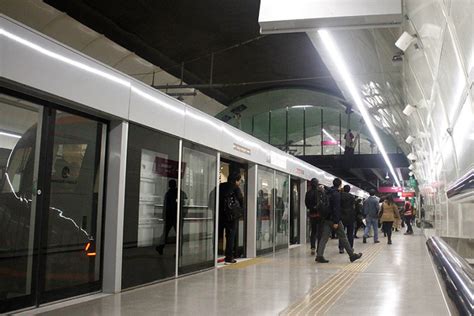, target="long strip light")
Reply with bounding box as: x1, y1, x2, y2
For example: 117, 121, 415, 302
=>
318, 29, 401, 187
0, 28, 131, 87
322, 128, 345, 152
0, 131, 21, 139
